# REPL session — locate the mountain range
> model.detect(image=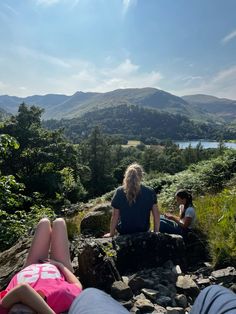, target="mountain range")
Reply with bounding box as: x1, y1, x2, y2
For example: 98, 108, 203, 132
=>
0, 88, 236, 123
